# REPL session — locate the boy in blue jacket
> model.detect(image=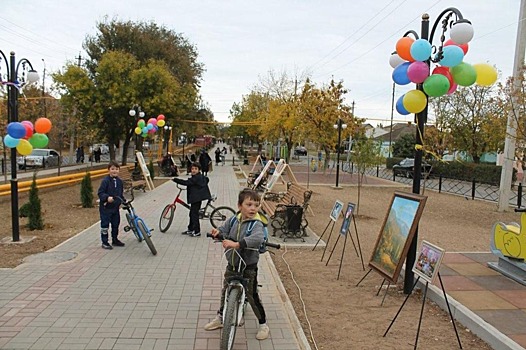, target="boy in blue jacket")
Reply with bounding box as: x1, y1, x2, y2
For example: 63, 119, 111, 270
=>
97, 161, 125, 249
205, 188, 270, 340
